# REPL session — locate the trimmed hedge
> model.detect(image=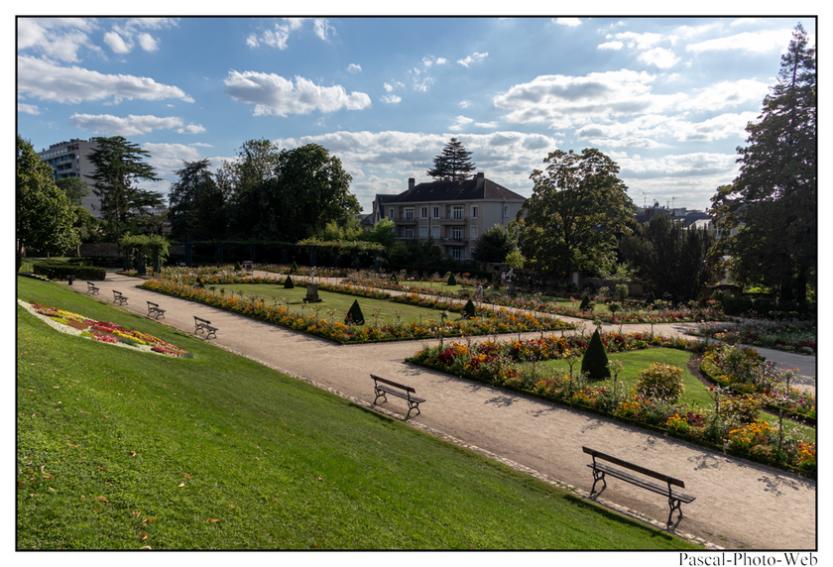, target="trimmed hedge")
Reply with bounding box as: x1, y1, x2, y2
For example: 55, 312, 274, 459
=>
33, 261, 106, 281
